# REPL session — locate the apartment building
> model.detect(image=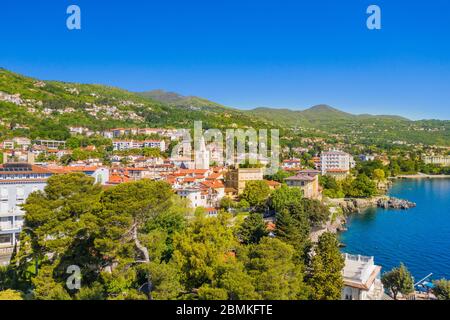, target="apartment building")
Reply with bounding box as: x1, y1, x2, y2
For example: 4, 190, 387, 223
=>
112, 140, 166, 152
142, 140, 166, 151
423, 155, 450, 166
0, 163, 53, 265
321, 150, 355, 176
